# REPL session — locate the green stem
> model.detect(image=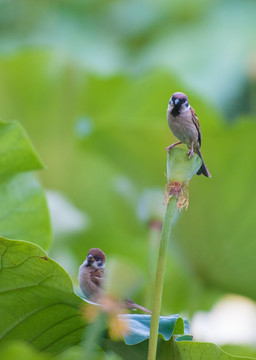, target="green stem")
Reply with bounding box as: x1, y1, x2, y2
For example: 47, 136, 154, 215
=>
83, 312, 106, 359
147, 196, 178, 360
145, 224, 161, 309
